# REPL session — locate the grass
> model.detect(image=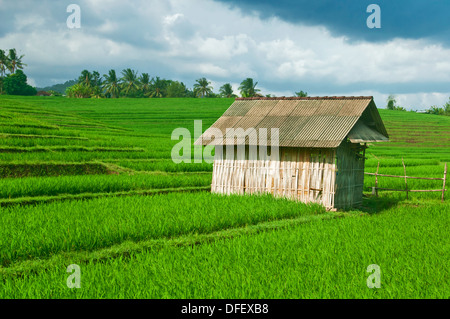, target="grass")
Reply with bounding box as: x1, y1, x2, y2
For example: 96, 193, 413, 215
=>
0, 185, 211, 208
1, 202, 448, 299
0, 162, 111, 178
0, 192, 324, 266
0, 96, 449, 299
0, 146, 146, 153
0, 172, 211, 198
110, 159, 213, 172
